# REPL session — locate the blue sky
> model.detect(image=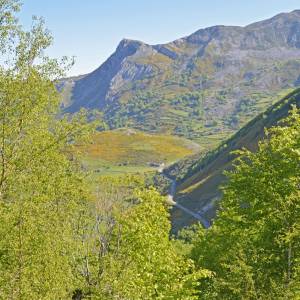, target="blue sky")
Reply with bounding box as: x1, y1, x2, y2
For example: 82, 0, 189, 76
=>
20, 0, 300, 76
